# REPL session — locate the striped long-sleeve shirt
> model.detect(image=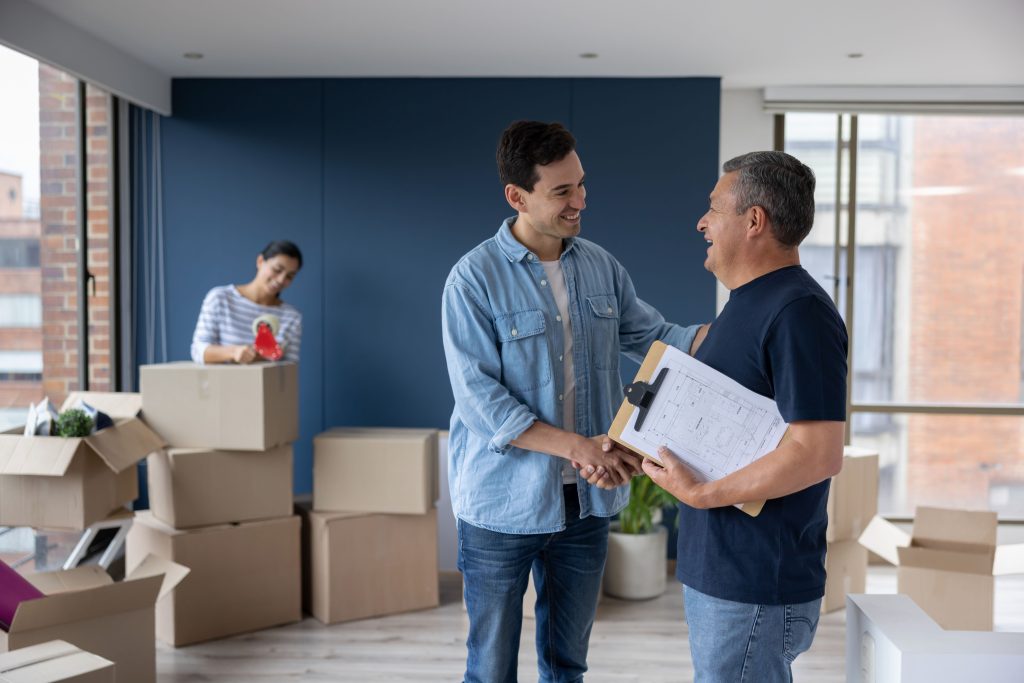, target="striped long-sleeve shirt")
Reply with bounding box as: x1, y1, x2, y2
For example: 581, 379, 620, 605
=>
190, 285, 302, 363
